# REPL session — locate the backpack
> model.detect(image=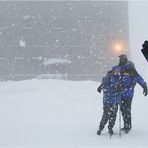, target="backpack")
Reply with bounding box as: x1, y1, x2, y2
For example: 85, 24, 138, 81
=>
127, 60, 135, 69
